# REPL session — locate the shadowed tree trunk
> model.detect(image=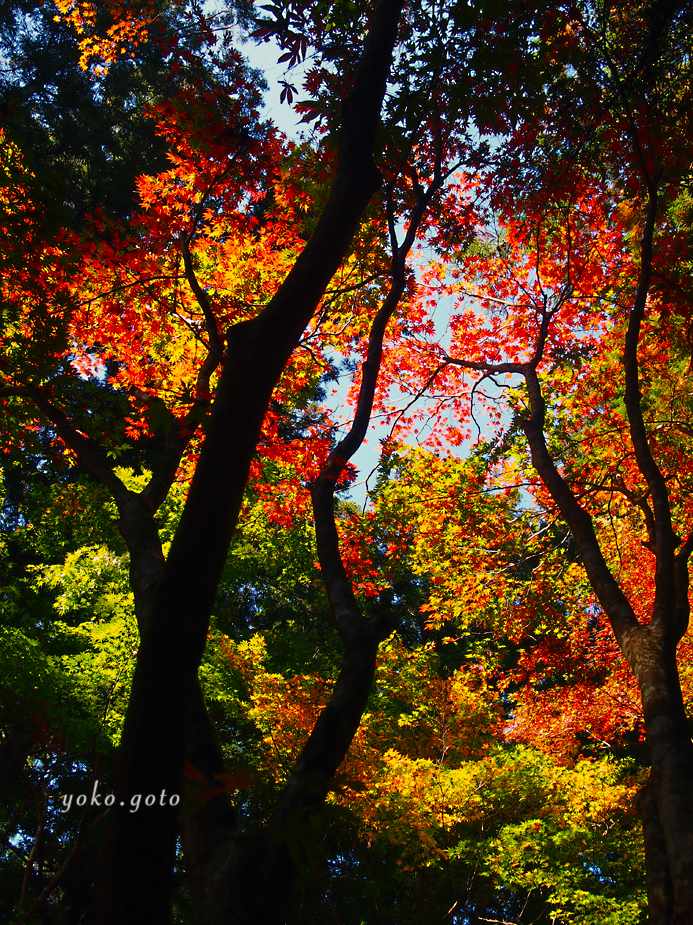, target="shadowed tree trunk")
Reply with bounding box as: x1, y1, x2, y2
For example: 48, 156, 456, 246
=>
87, 2, 405, 922
10, 5, 405, 919
519, 188, 693, 924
